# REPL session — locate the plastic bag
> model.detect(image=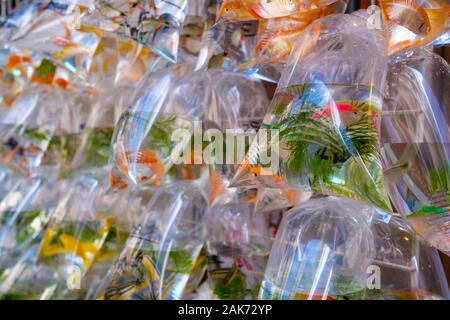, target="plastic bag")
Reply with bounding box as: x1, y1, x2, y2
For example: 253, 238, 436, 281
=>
0, 87, 69, 177
231, 14, 392, 210
95, 181, 207, 300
